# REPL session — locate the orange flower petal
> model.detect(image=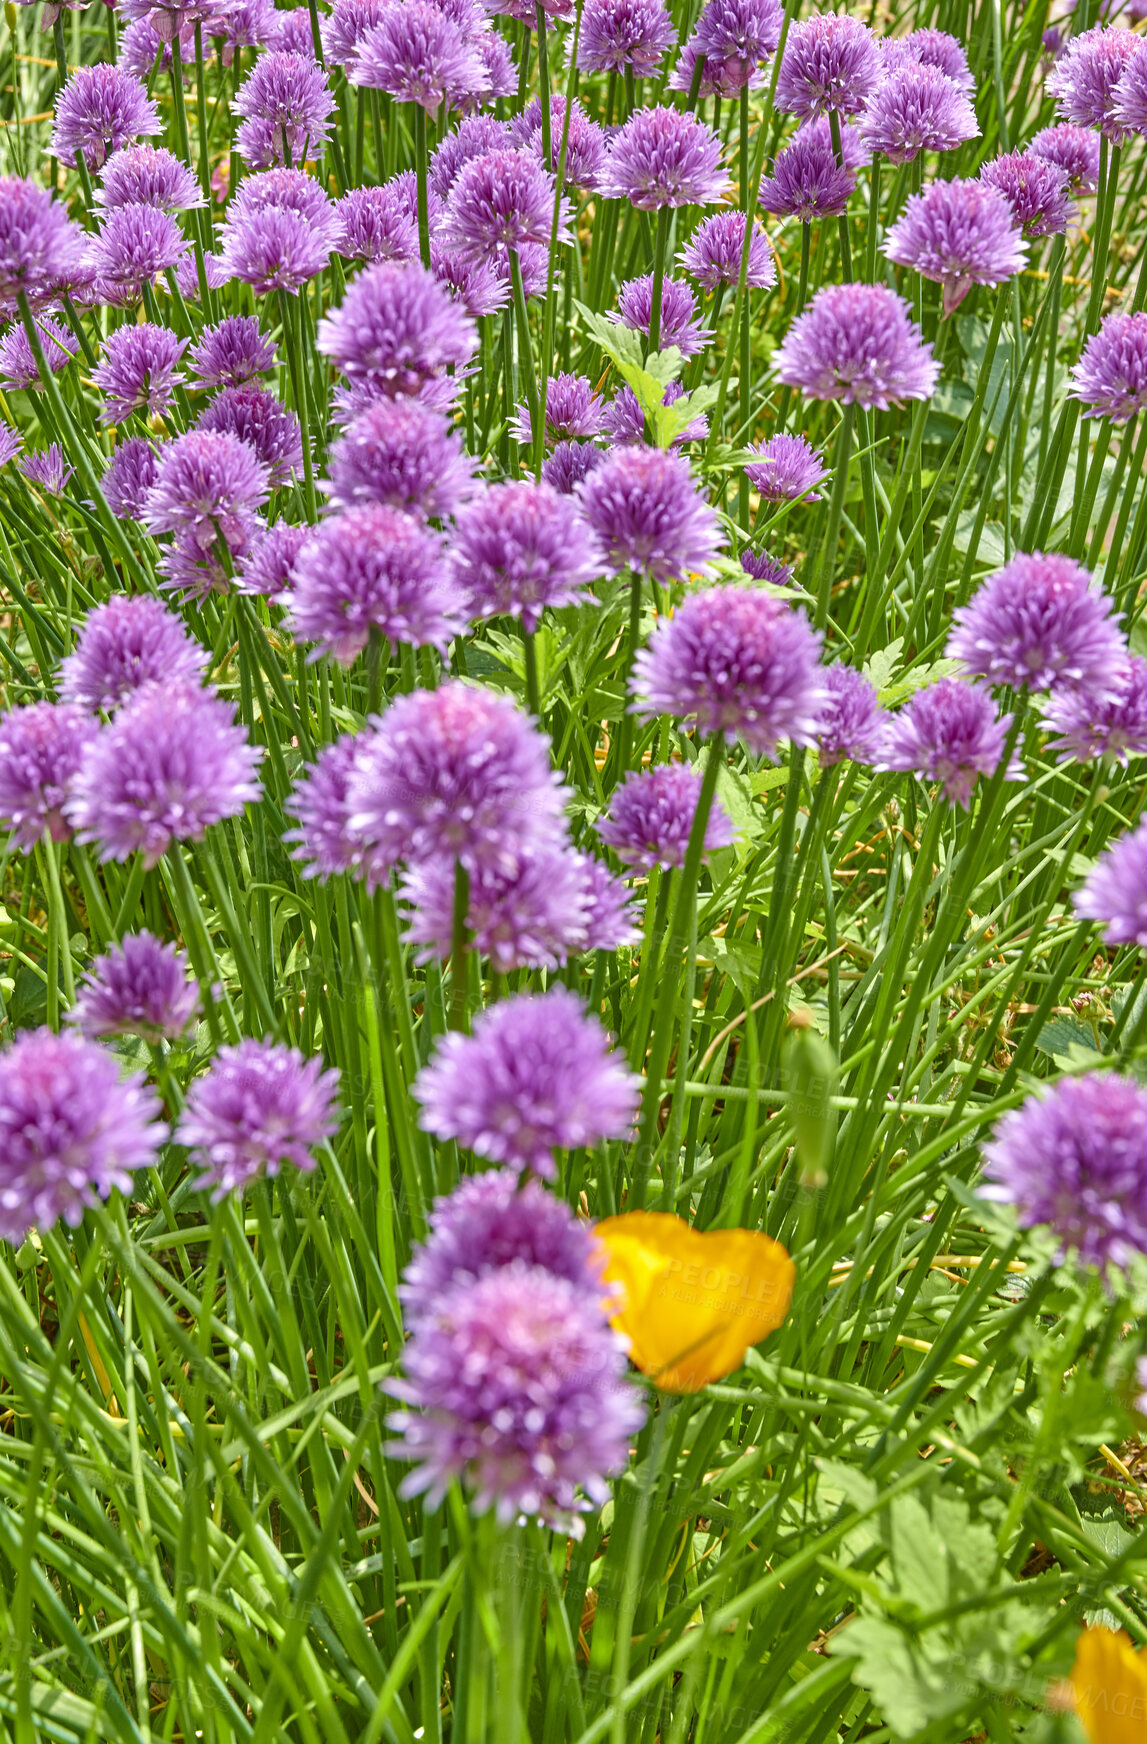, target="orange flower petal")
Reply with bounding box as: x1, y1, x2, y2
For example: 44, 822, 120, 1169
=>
593, 1211, 795, 1394
1071, 1626, 1147, 1744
